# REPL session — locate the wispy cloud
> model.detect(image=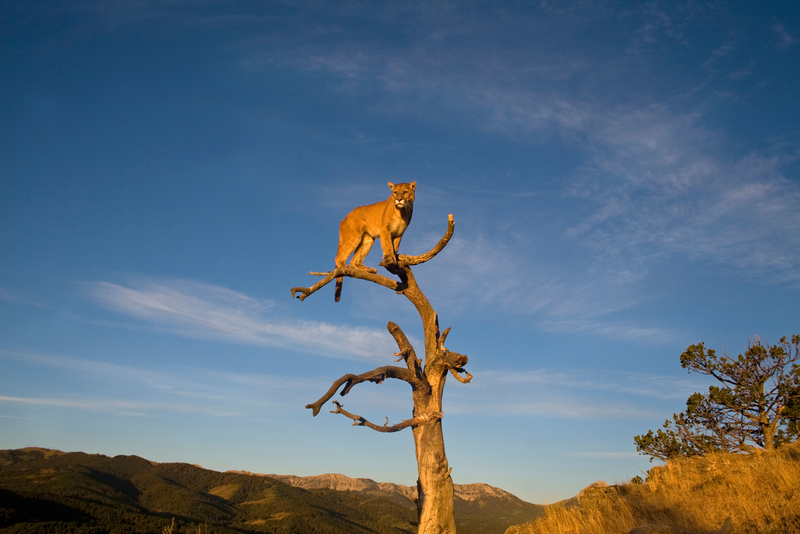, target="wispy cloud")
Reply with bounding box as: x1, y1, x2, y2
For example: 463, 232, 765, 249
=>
489, 370, 705, 401
0, 288, 54, 309
728, 60, 755, 80
0, 395, 238, 417
445, 368, 704, 420
419, 233, 676, 343
84, 278, 396, 361
772, 22, 796, 50
569, 108, 800, 285
3, 348, 183, 391
478, 400, 657, 419
0, 348, 318, 418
